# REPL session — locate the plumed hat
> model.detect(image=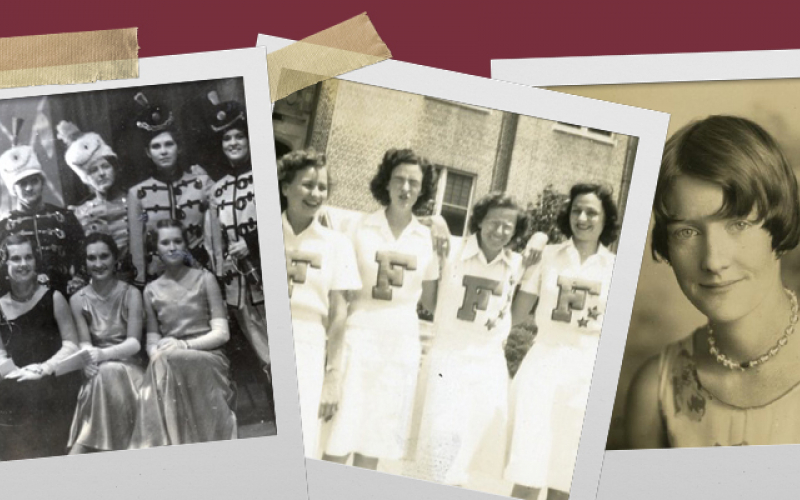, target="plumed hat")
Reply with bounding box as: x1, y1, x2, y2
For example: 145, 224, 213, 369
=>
0, 118, 45, 189
207, 91, 247, 134
57, 121, 117, 185
133, 91, 175, 136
